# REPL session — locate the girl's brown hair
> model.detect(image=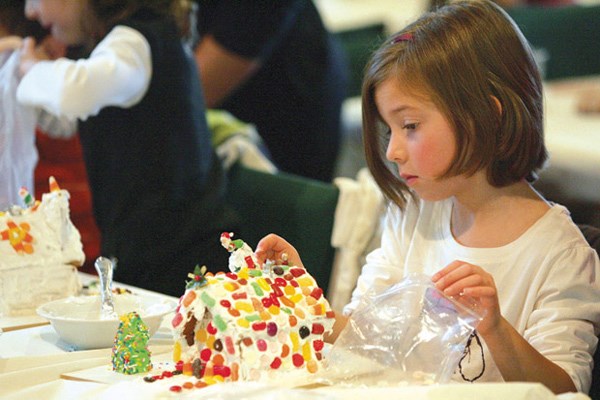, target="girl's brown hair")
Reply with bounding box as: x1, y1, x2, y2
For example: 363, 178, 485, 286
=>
81, 0, 193, 50
362, 0, 546, 208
